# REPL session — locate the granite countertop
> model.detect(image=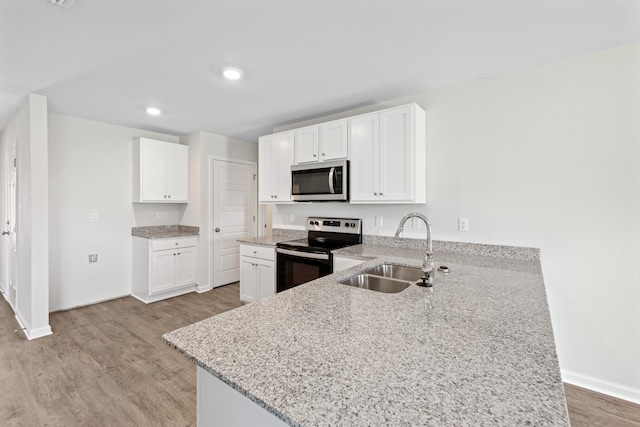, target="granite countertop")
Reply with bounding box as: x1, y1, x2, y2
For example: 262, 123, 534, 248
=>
131, 225, 199, 239
237, 235, 294, 246
163, 244, 569, 426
